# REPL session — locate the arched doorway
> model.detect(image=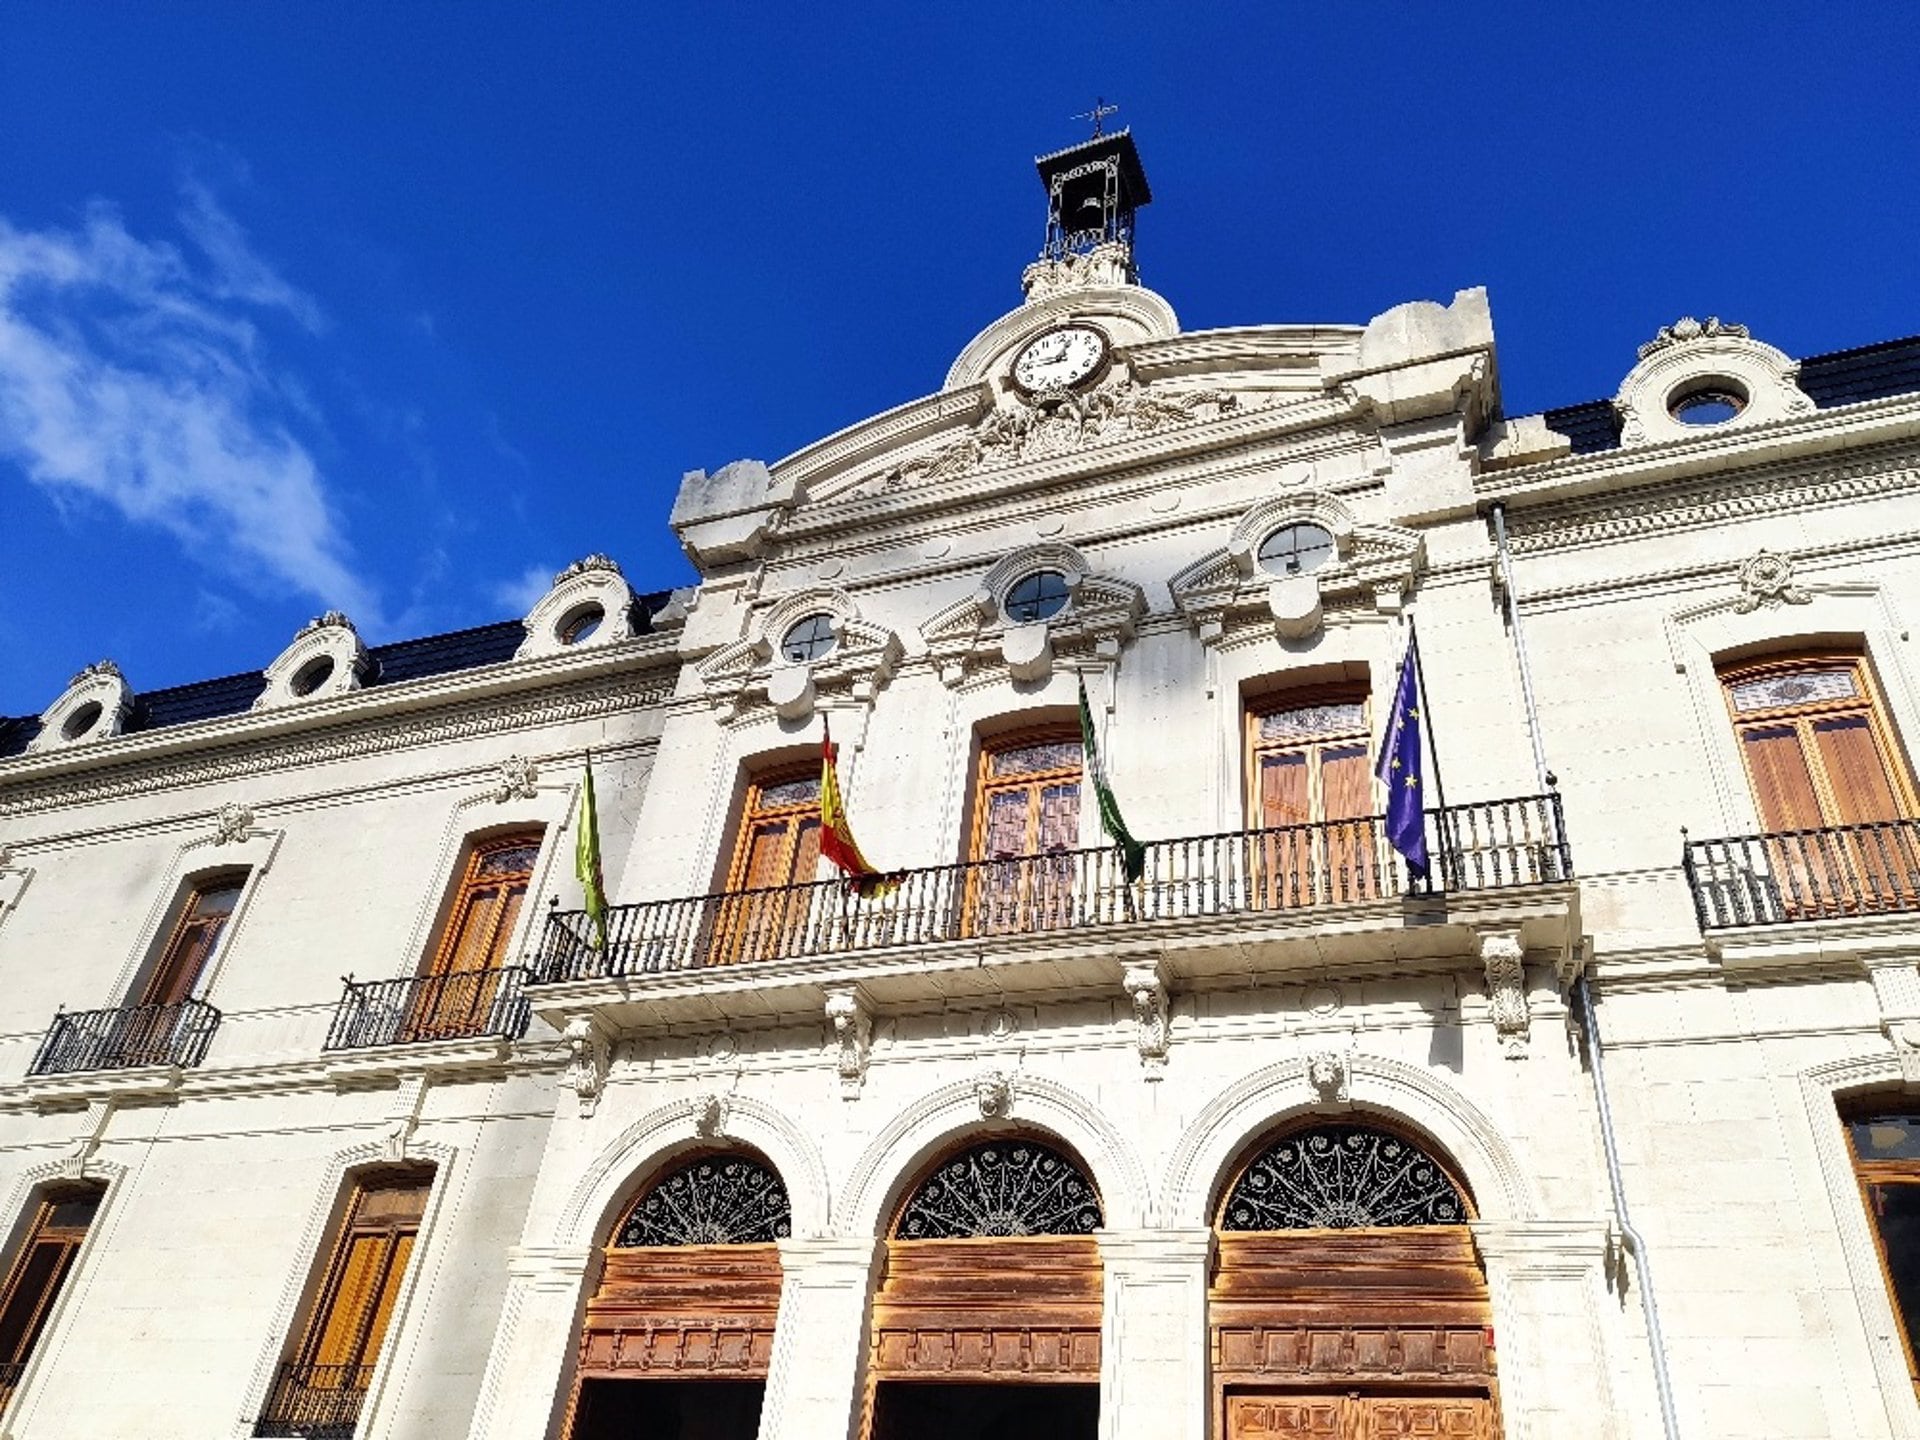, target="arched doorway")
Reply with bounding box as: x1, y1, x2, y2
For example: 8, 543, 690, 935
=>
866, 1135, 1104, 1440
567, 1151, 789, 1440
1211, 1121, 1500, 1439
